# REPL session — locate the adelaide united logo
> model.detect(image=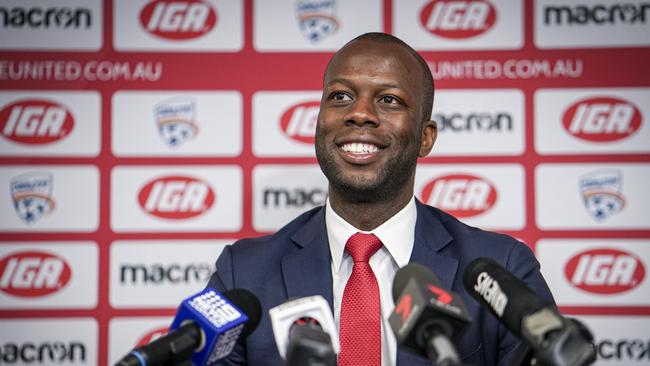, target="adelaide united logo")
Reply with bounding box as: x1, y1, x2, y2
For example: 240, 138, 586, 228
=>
579, 169, 625, 222
154, 97, 198, 148
295, 0, 339, 43
10, 172, 56, 225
